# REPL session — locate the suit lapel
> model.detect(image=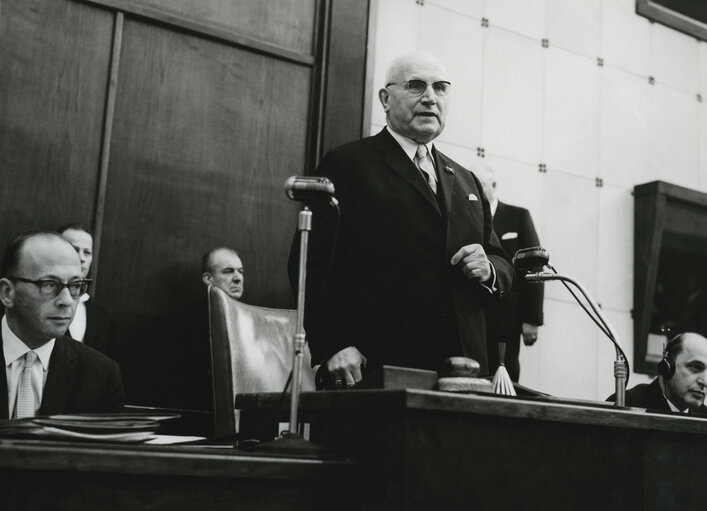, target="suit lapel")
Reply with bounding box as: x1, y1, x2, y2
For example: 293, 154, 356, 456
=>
376, 130, 441, 216
38, 336, 78, 415
0, 332, 8, 419
434, 149, 456, 217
